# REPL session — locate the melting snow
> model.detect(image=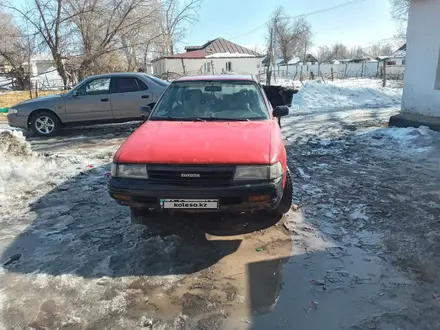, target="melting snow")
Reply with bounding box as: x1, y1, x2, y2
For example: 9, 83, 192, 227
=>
205, 52, 256, 58
291, 80, 402, 114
